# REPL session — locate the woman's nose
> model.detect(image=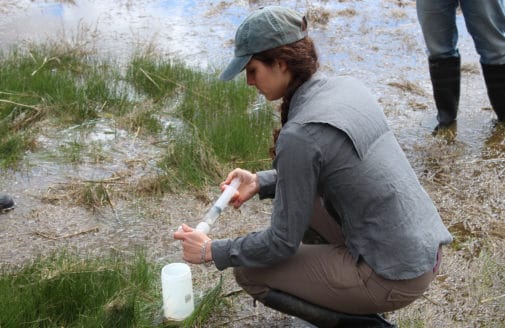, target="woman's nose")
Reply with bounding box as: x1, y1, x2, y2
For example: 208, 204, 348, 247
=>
246, 73, 255, 86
